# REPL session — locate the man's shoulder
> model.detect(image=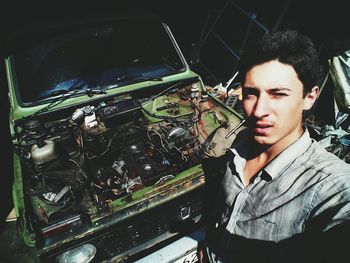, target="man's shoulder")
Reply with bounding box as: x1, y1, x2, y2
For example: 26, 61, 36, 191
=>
302, 140, 350, 176
281, 140, 350, 204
